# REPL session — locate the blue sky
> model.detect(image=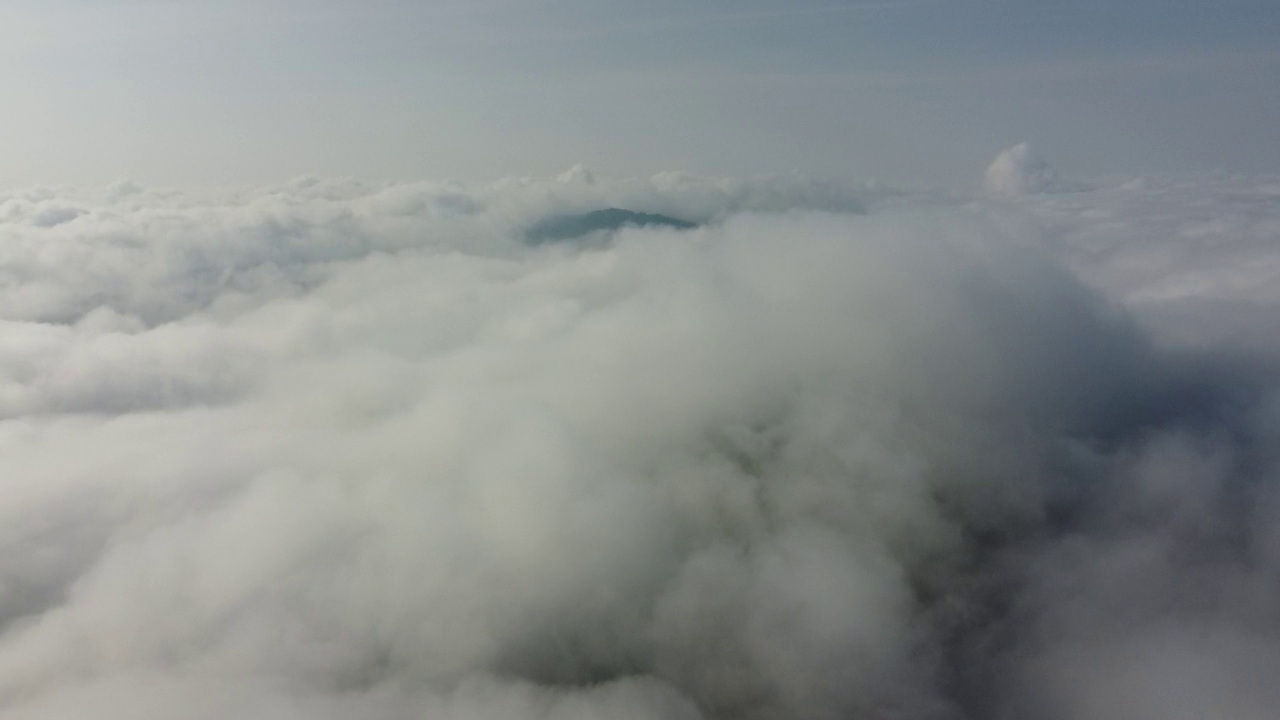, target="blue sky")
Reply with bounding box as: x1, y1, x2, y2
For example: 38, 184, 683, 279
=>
3, 0, 1279, 187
